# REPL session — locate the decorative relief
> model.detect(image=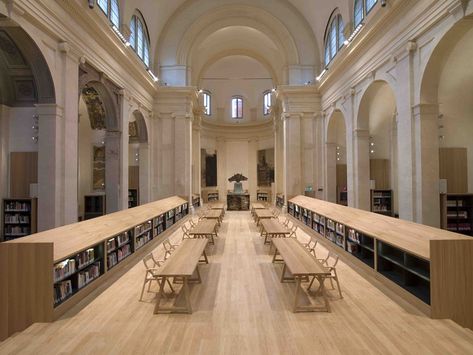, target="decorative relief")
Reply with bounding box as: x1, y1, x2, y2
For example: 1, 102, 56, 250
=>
14, 79, 36, 101
81, 86, 106, 130
0, 30, 26, 66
